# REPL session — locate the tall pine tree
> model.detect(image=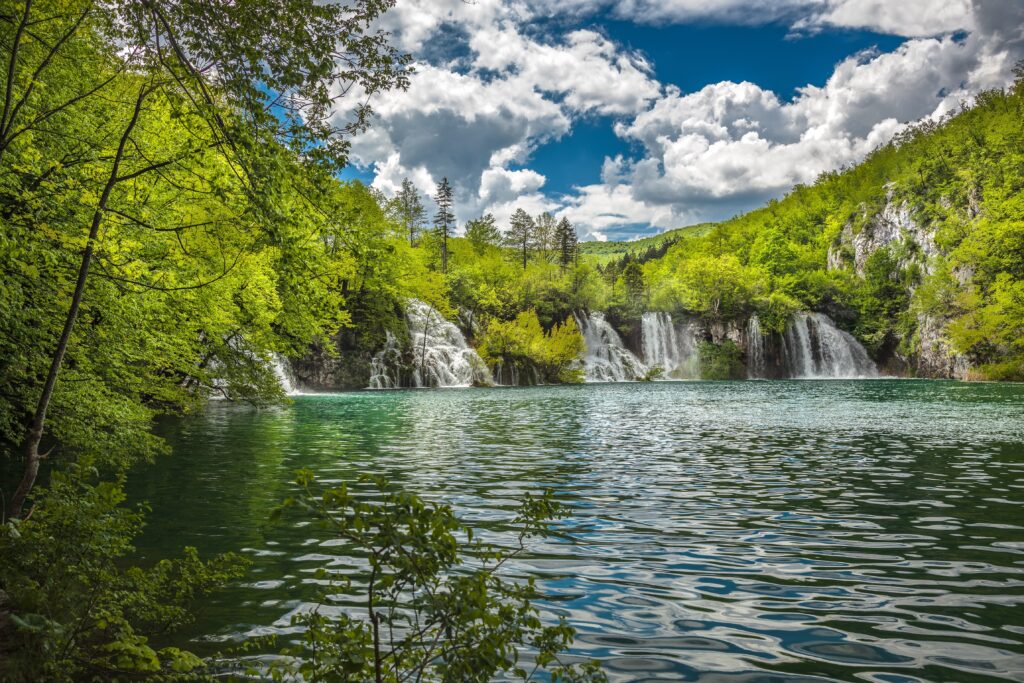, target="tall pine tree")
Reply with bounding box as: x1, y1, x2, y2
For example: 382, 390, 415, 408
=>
555, 217, 578, 270
434, 177, 455, 273
506, 208, 535, 270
